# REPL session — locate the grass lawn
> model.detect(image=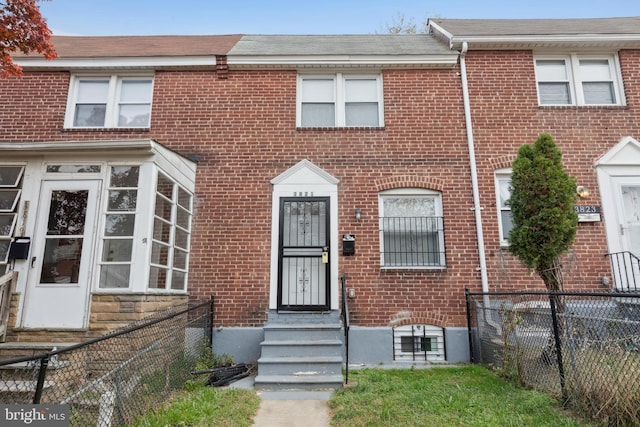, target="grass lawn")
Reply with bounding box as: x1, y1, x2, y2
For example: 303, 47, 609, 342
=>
124, 365, 593, 426
329, 365, 593, 427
